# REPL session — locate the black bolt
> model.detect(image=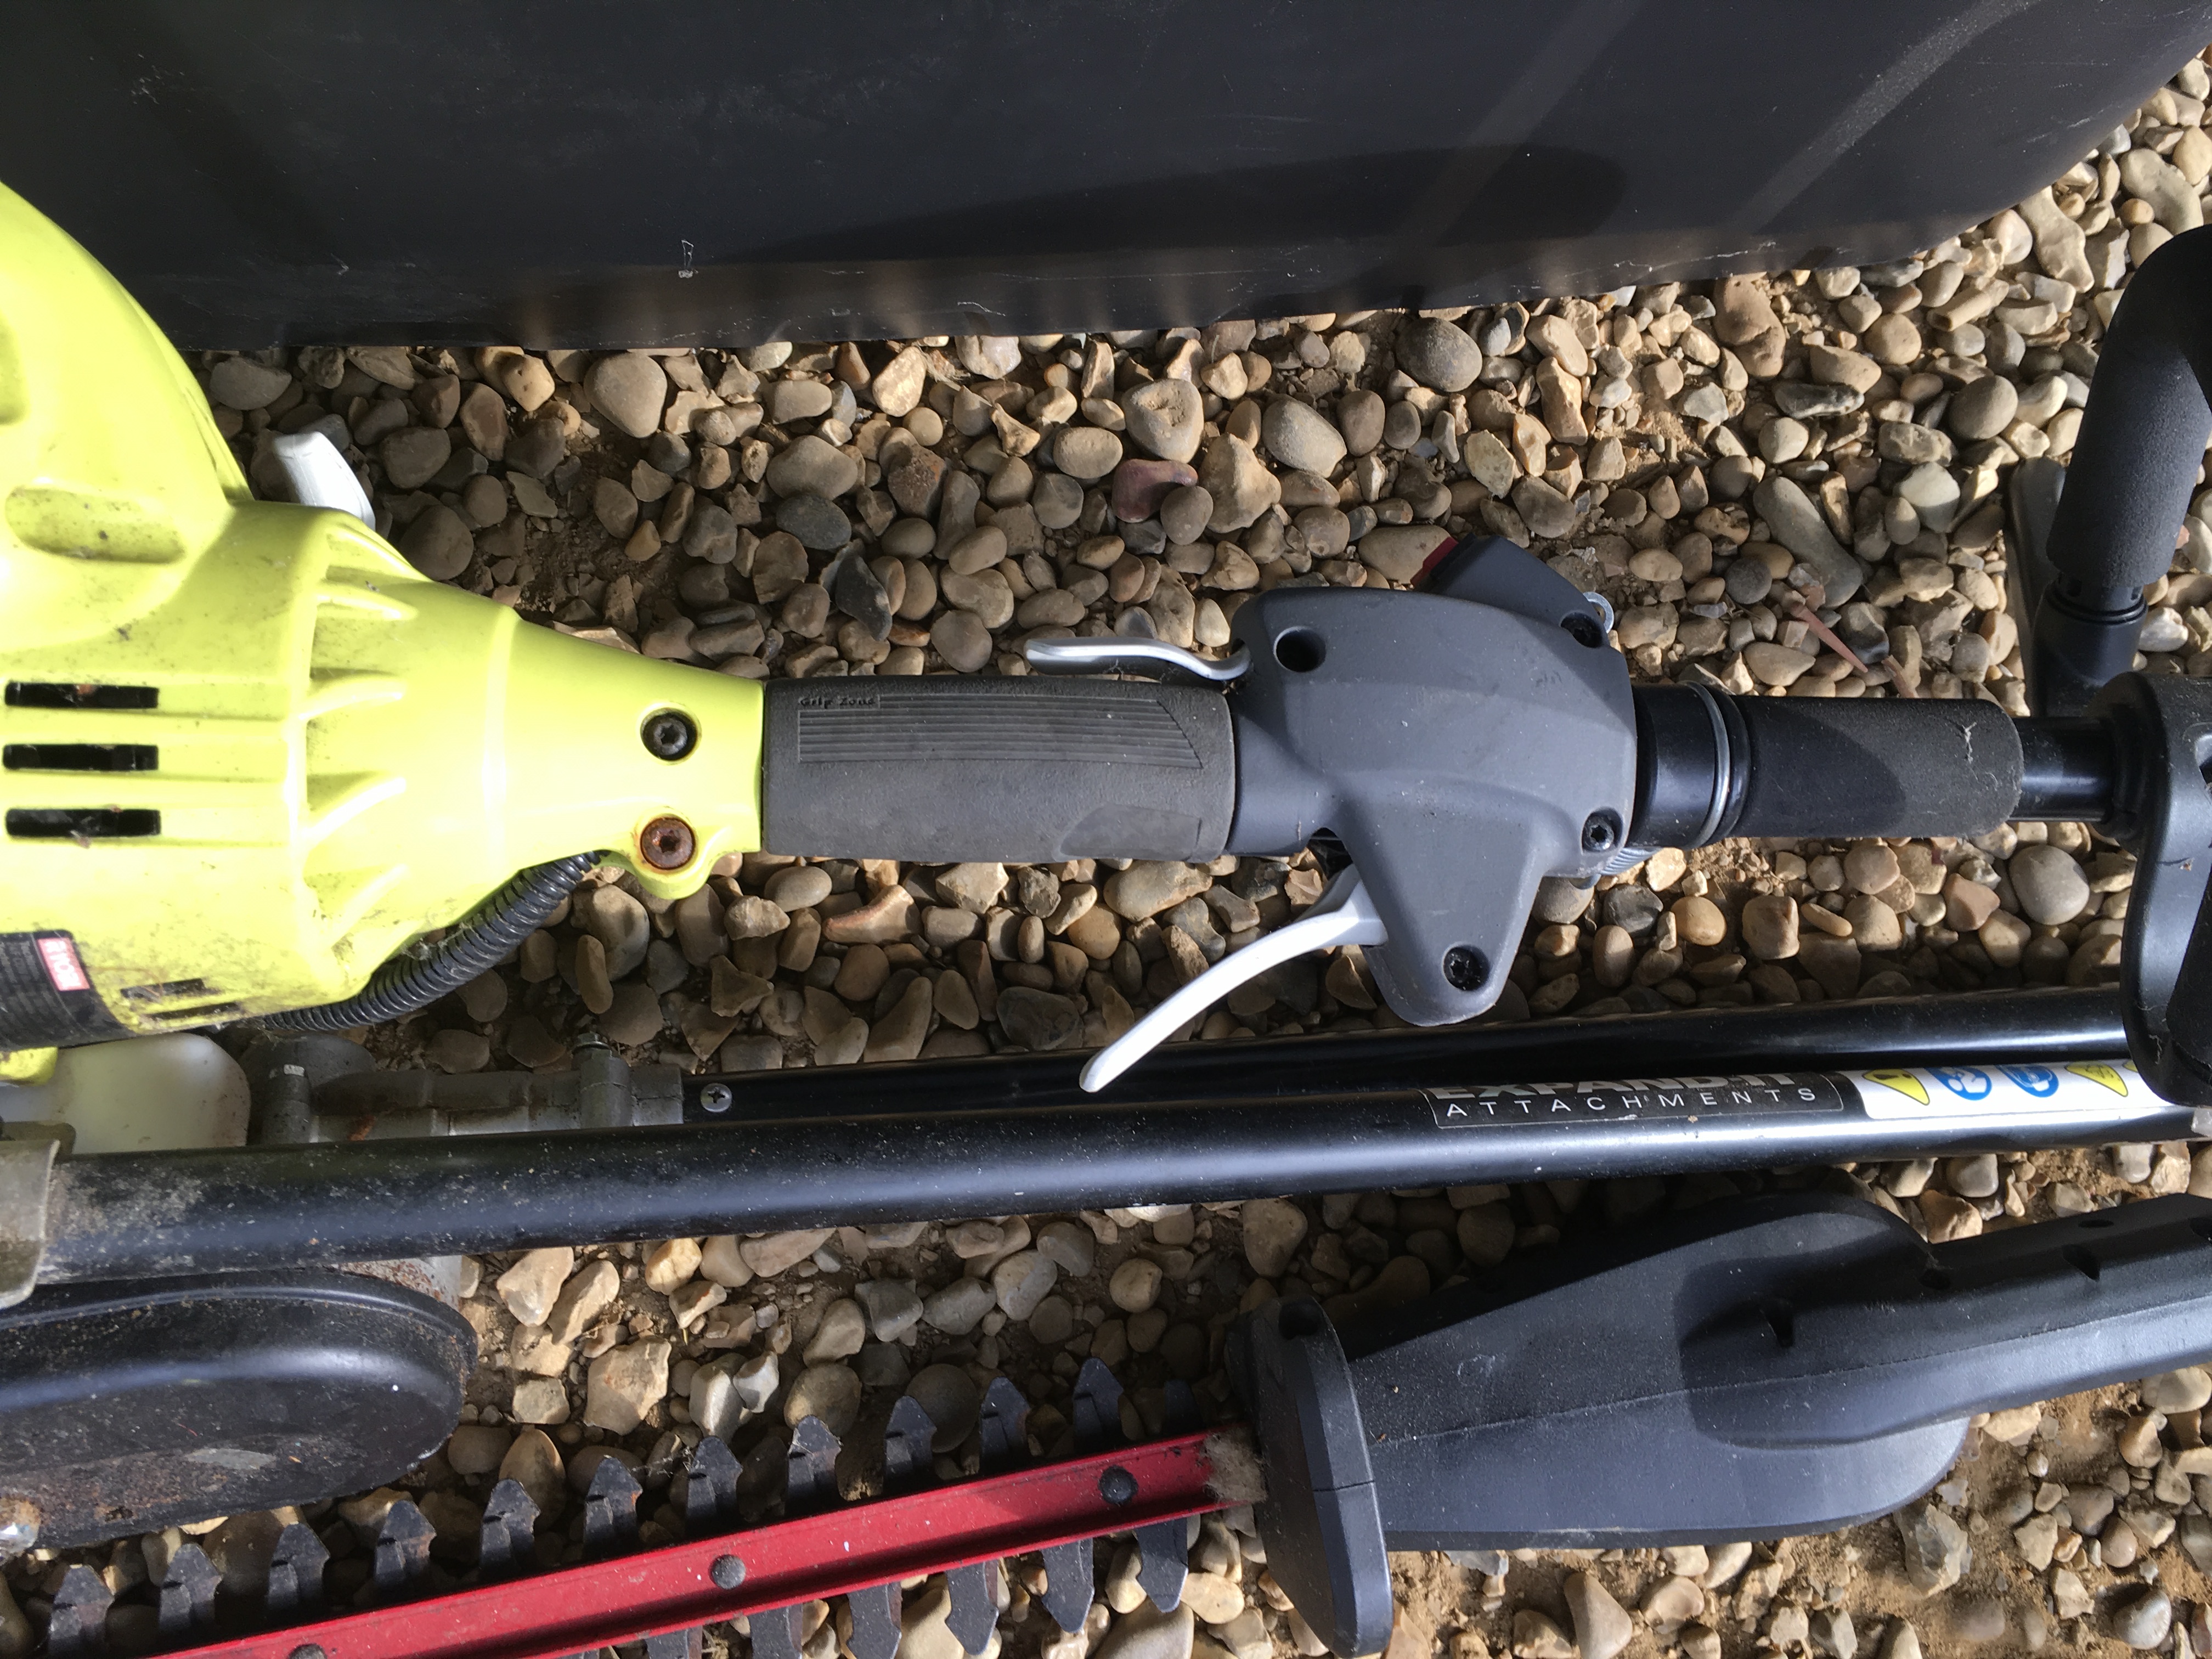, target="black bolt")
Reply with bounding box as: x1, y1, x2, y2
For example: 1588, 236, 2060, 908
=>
700, 1082, 734, 1114
1442, 946, 1488, 992
1562, 613, 1605, 648
711, 1554, 747, 1589
1581, 810, 1621, 853
1098, 1465, 1138, 1505
291, 1646, 330, 1659
642, 710, 698, 760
